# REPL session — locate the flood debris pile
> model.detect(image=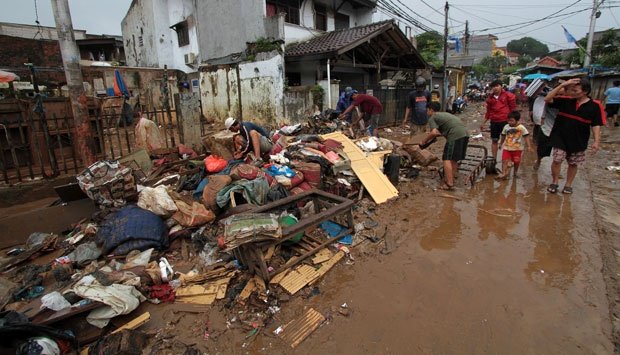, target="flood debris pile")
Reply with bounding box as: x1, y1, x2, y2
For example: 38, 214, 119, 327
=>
0, 123, 443, 353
